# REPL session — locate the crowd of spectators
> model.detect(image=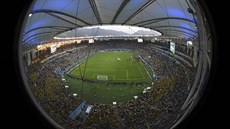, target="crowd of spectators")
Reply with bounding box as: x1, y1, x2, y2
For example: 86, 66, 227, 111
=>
26, 39, 196, 129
